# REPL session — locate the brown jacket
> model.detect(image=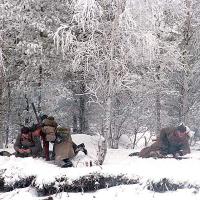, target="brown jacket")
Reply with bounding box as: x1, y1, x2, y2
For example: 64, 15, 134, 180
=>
139, 127, 190, 158
14, 133, 42, 157
54, 128, 75, 161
